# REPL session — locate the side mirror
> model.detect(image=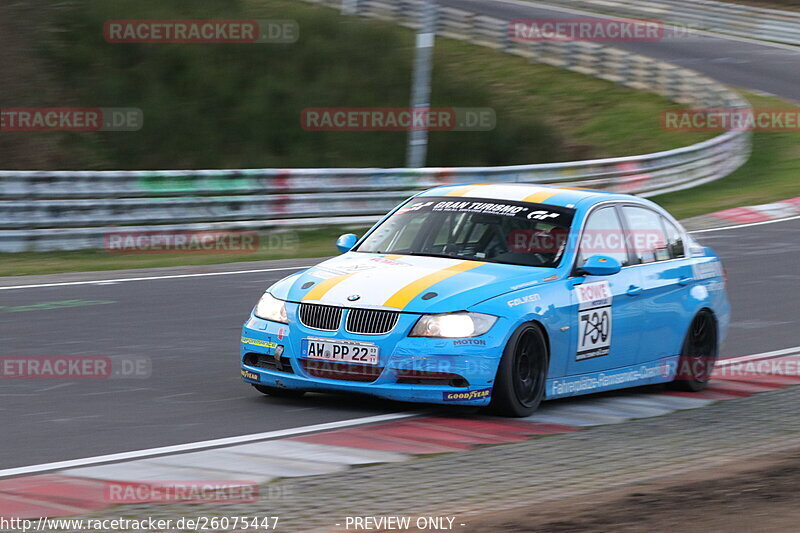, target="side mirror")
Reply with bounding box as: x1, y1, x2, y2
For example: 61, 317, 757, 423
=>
579, 255, 622, 276
336, 233, 358, 254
